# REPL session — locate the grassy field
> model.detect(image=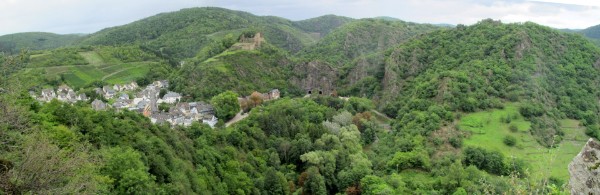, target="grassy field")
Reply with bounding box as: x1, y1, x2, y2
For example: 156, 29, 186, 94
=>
25, 51, 154, 88
458, 103, 589, 182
